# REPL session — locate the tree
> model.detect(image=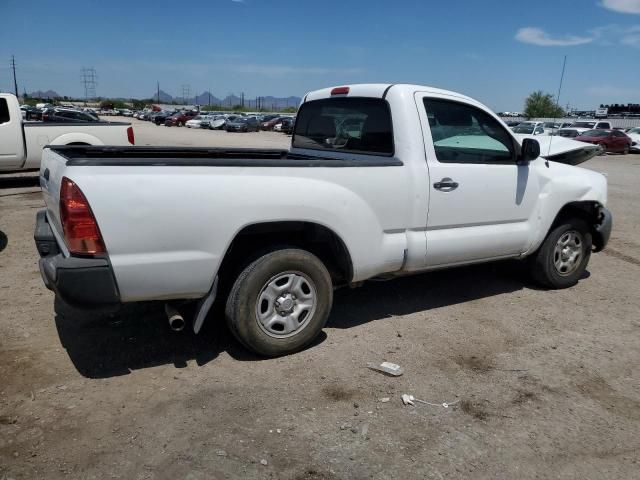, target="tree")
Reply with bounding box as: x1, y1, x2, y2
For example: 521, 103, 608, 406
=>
523, 91, 565, 118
